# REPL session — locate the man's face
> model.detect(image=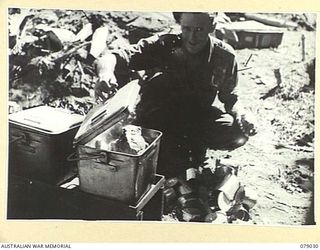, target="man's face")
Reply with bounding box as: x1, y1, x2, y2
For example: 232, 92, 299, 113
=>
180, 13, 213, 54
